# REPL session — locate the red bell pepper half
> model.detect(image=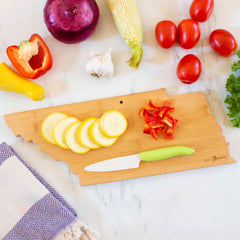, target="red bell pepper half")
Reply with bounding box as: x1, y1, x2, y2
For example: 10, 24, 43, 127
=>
138, 99, 180, 140
6, 34, 52, 79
